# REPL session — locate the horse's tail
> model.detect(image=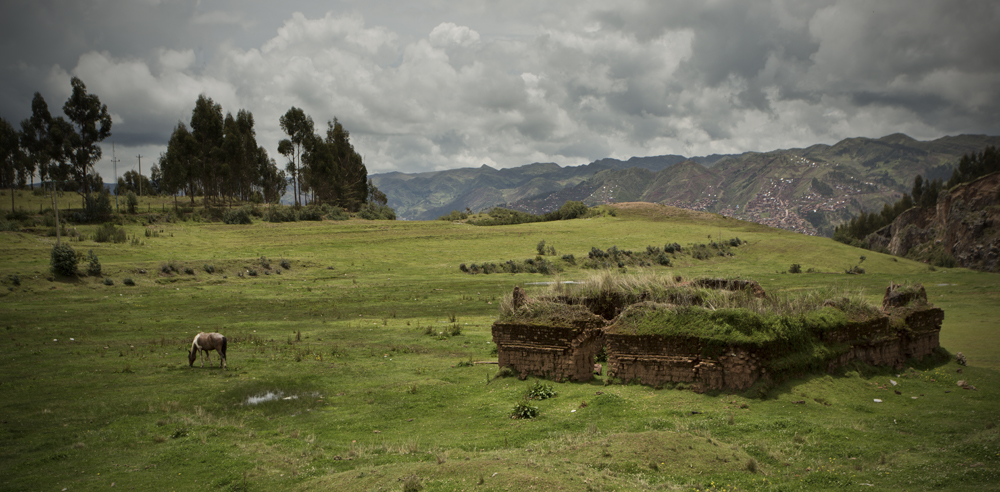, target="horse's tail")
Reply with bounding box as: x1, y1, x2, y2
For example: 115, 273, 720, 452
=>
220, 336, 228, 358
